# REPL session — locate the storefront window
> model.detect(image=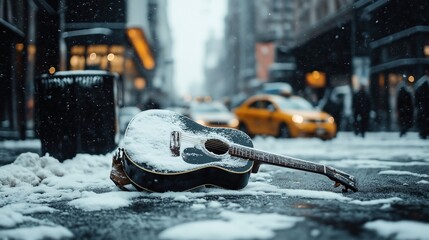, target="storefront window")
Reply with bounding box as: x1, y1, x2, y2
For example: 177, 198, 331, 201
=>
69, 45, 125, 73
